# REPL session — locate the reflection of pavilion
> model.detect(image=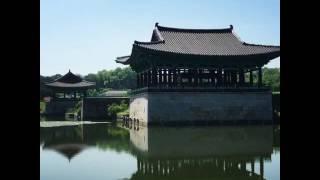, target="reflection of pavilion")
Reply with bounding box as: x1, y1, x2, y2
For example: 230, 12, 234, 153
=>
40, 123, 130, 162
40, 124, 277, 179
45, 144, 88, 162
129, 126, 273, 180
41, 125, 85, 162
